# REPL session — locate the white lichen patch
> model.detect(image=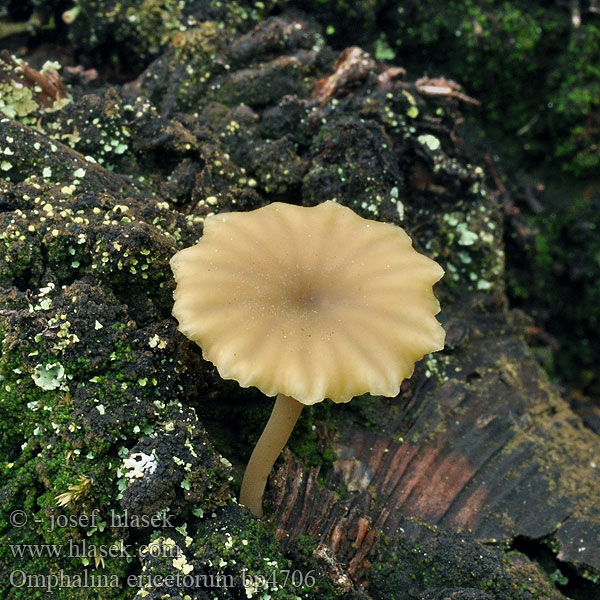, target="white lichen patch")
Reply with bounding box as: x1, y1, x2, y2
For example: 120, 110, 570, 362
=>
220, 456, 232, 469
41, 60, 62, 73
456, 222, 478, 246
244, 579, 260, 599
148, 334, 167, 349
390, 187, 405, 220
44, 315, 80, 352
172, 554, 194, 575
417, 134, 441, 151
424, 354, 441, 380
123, 452, 158, 480
61, 183, 77, 196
